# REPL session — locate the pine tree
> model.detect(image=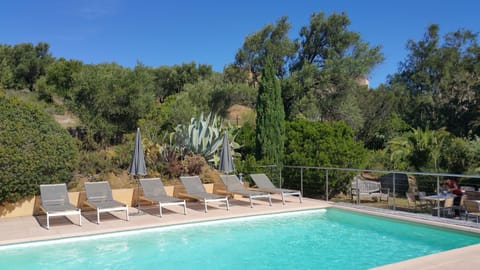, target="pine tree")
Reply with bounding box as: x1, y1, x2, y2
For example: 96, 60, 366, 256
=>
255, 56, 285, 164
